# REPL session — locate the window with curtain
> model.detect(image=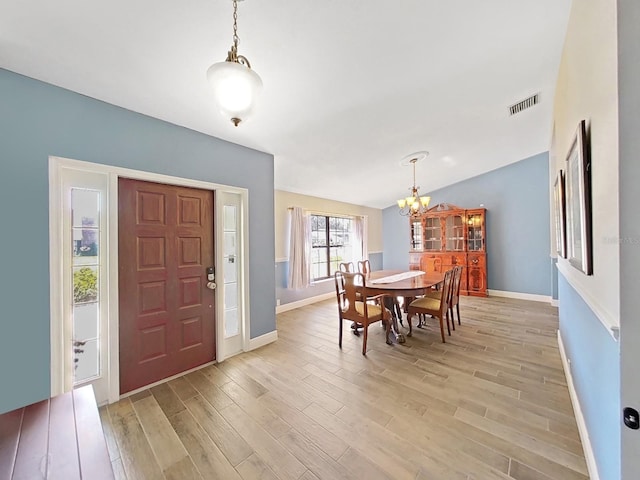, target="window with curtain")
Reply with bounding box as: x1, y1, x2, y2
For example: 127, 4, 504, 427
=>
310, 214, 355, 280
